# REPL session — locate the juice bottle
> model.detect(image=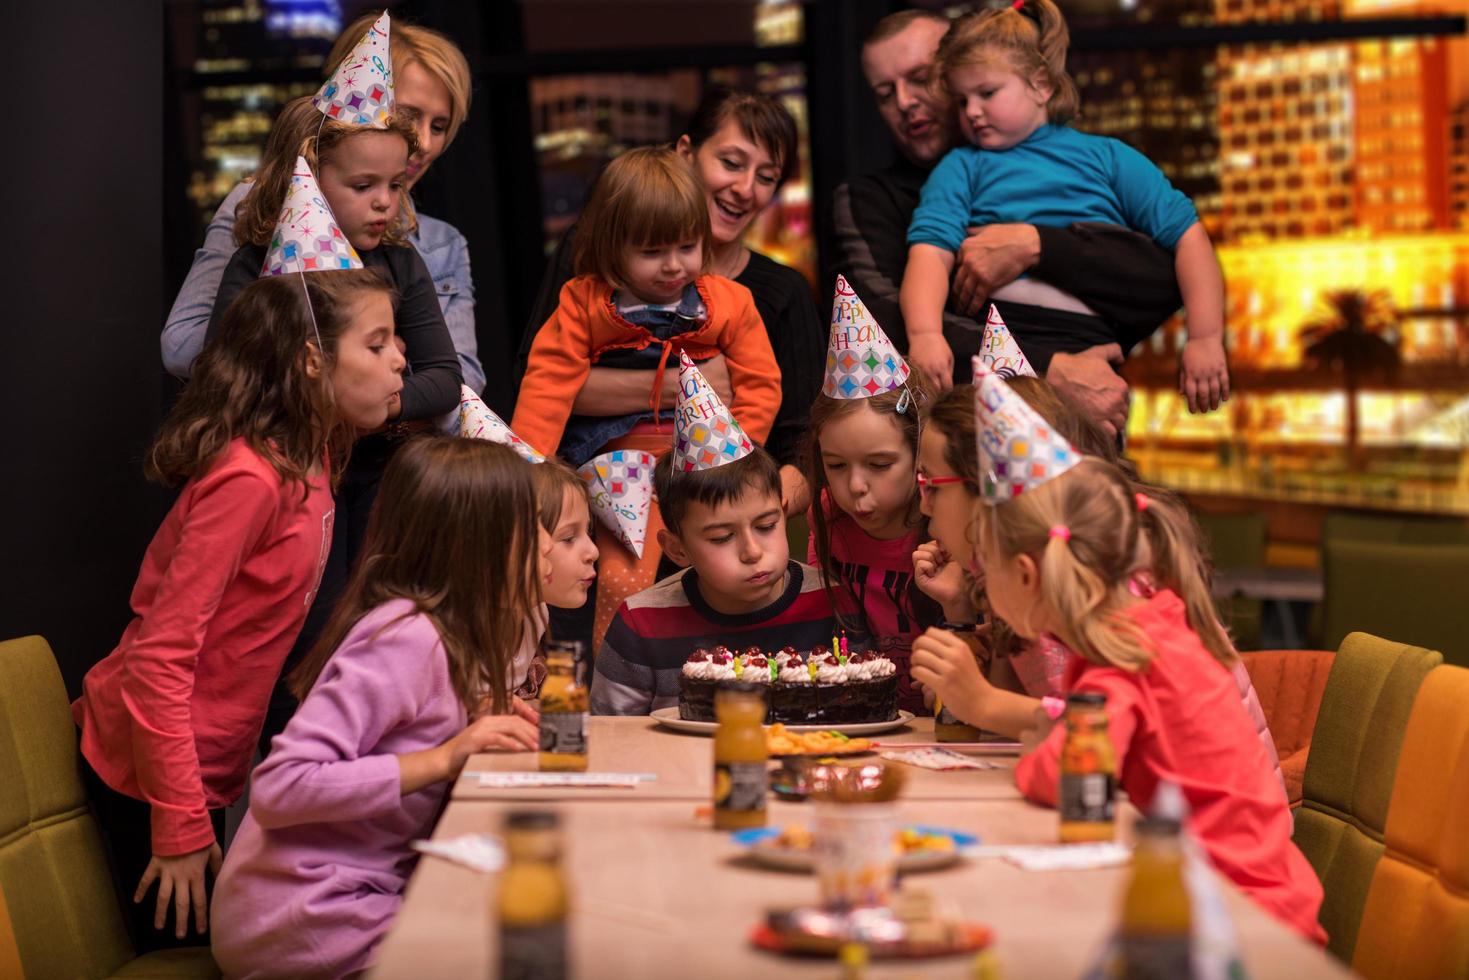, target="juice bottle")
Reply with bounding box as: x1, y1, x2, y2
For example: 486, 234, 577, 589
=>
539, 641, 588, 772
713, 681, 768, 830
934, 622, 983, 742
1058, 692, 1115, 843
498, 809, 569, 980
1118, 817, 1193, 979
